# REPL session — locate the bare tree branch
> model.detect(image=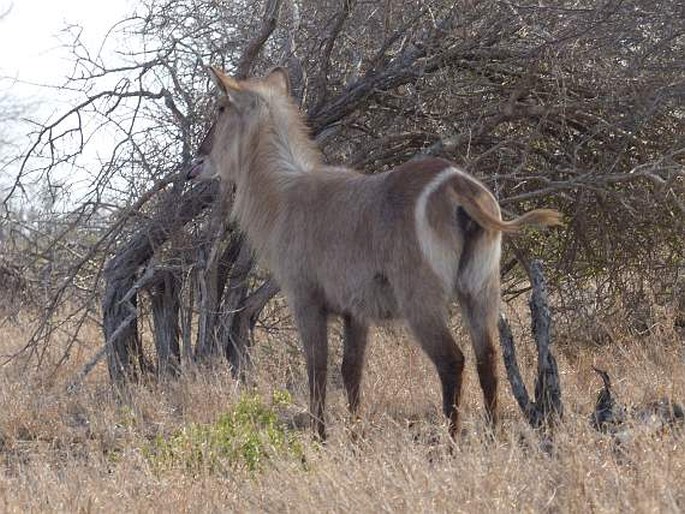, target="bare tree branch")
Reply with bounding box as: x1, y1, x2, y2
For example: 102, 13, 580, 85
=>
498, 260, 563, 430
236, 0, 283, 78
